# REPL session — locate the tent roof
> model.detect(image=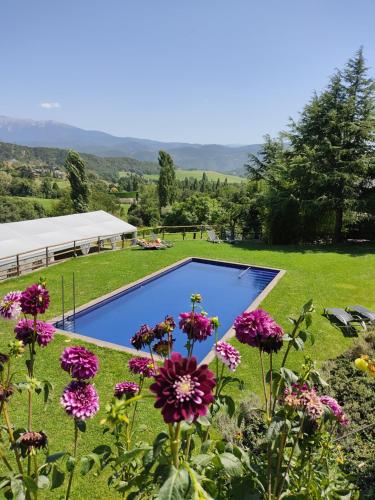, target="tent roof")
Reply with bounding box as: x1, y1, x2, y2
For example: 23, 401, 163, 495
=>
0, 211, 137, 260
